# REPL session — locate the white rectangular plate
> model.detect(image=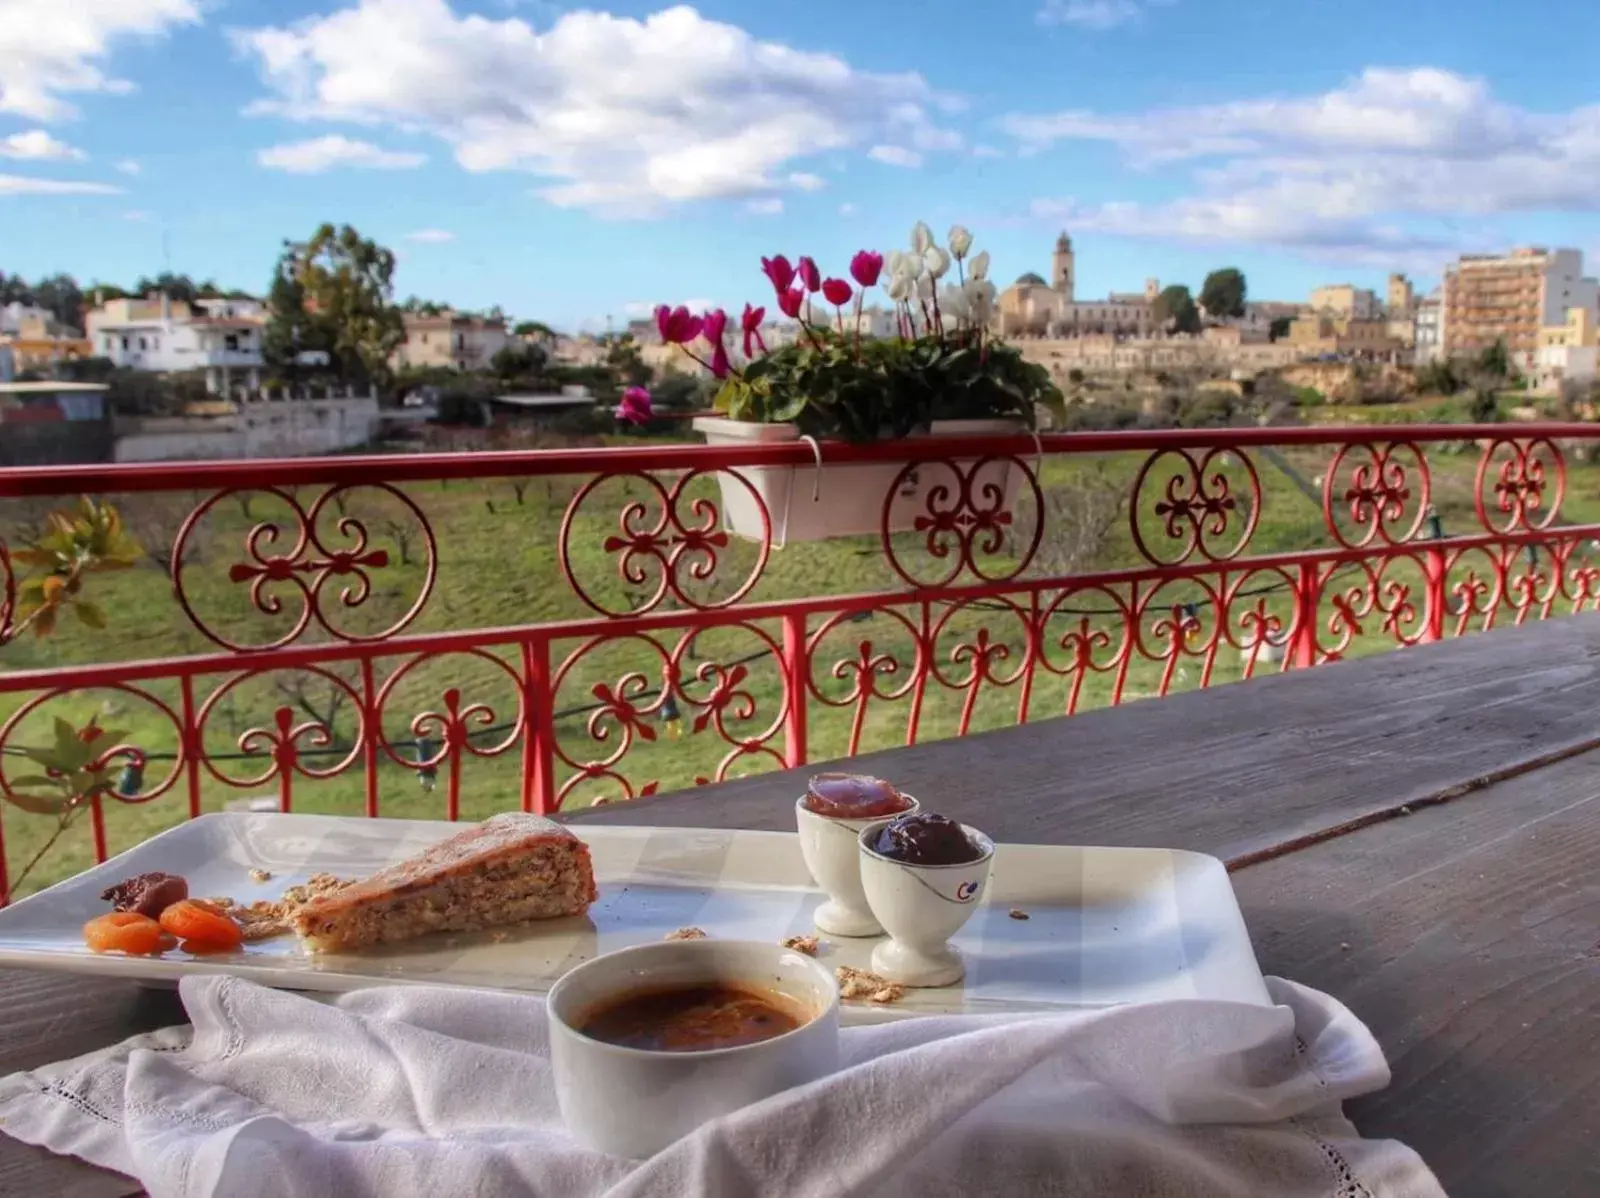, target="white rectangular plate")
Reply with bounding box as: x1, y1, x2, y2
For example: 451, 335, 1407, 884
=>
0, 814, 1270, 1021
